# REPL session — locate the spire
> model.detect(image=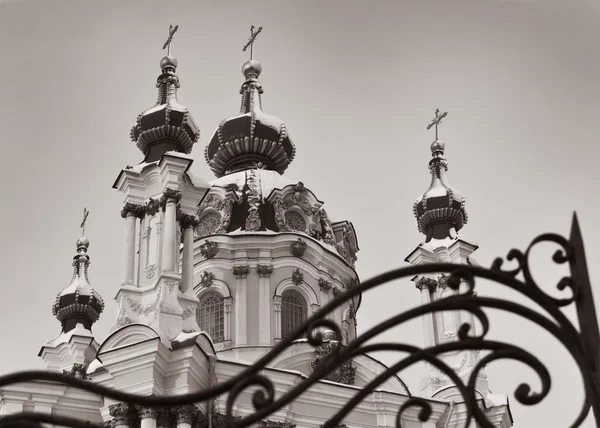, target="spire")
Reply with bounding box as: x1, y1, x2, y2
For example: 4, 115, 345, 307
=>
52, 209, 104, 333
413, 110, 468, 242
130, 25, 200, 163
205, 25, 296, 178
